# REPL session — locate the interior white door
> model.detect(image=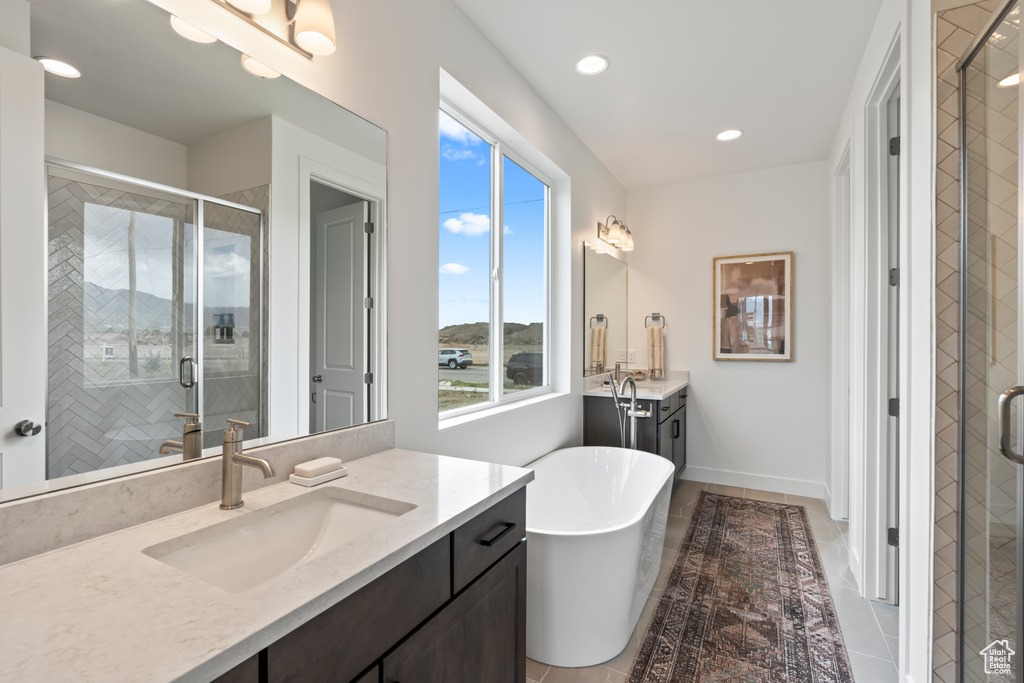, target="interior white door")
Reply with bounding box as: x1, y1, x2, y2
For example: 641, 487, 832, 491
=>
312, 202, 367, 432
0, 47, 46, 488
